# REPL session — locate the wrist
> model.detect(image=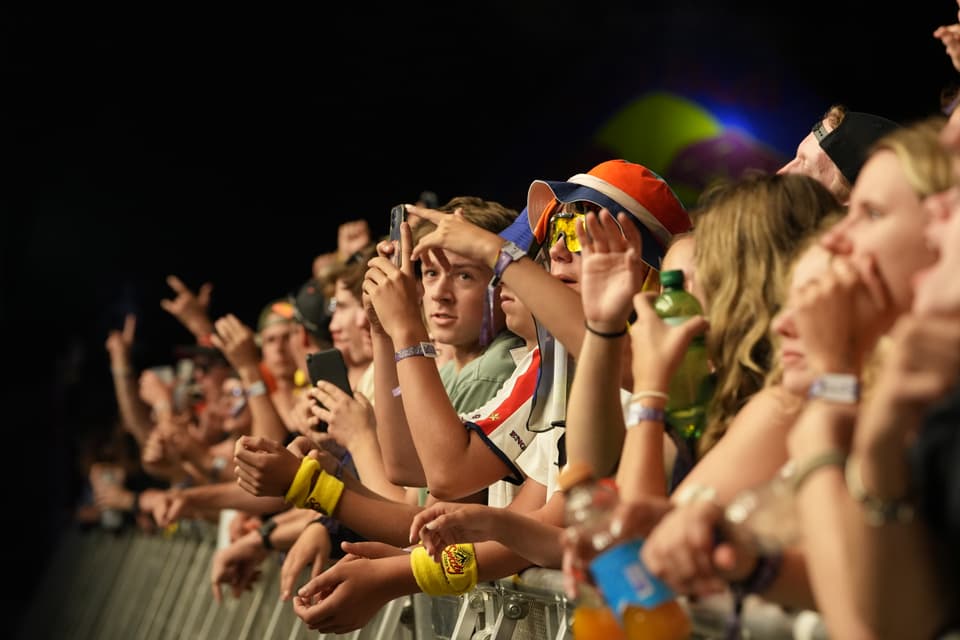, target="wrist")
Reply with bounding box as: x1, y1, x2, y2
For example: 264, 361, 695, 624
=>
237, 366, 263, 385
483, 235, 505, 270
392, 329, 431, 352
